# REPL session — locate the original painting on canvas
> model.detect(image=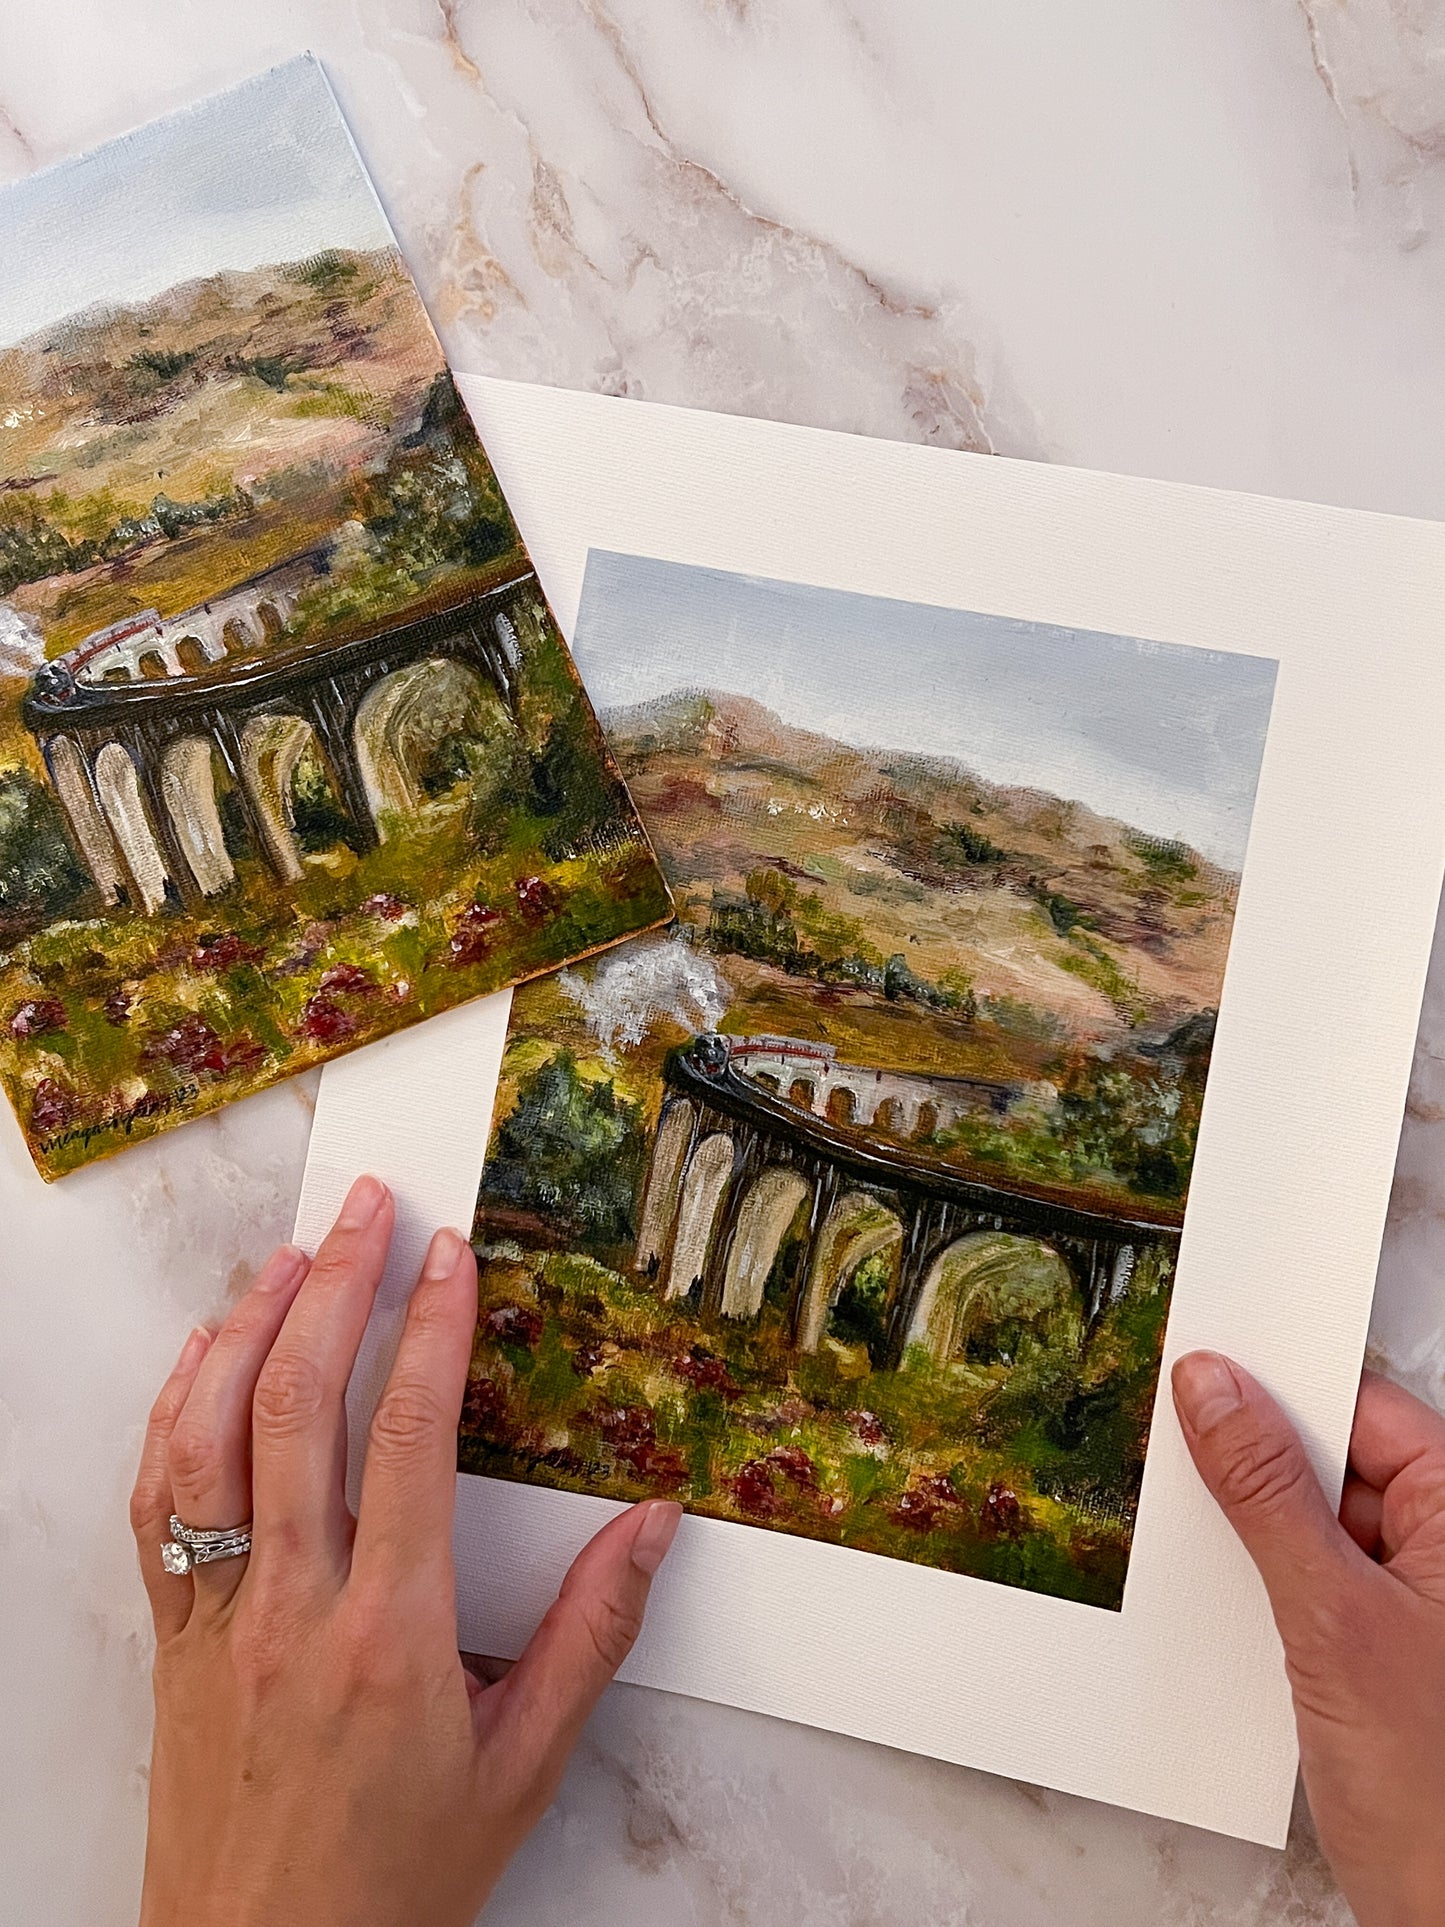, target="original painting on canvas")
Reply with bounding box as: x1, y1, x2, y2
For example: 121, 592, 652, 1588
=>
461, 552, 1277, 1609
0, 61, 670, 1178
